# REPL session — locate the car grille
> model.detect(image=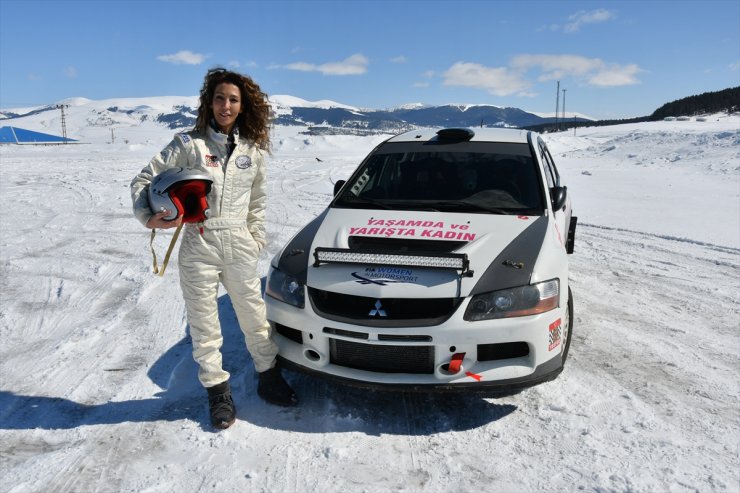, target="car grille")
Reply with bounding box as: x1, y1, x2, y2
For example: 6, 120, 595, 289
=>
308, 288, 462, 327
275, 323, 303, 344
330, 339, 435, 374
323, 327, 368, 340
